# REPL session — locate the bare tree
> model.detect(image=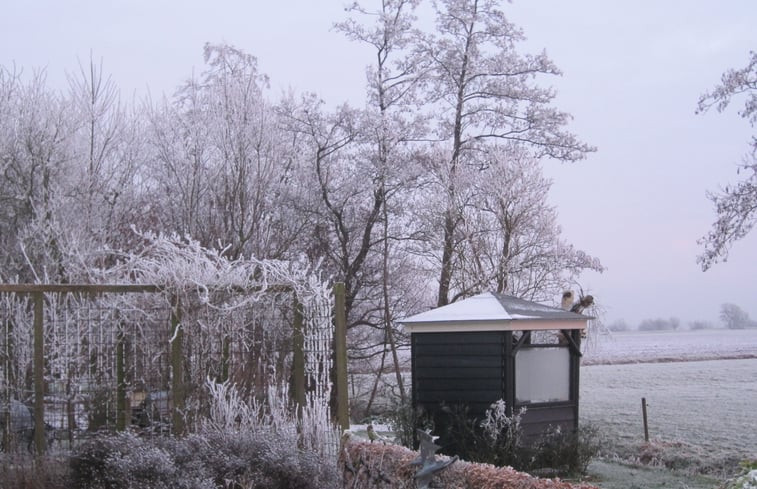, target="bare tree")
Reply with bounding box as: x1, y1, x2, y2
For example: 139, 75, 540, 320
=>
416, 0, 595, 306
64, 57, 149, 273
335, 0, 428, 406
0, 68, 73, 282
697, 51, 757, 270
719, 303, 754, 329
283, 97, 371, 321
0, 61, 152, 283
456, 145, 602, 302
148, 44, 303, 260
